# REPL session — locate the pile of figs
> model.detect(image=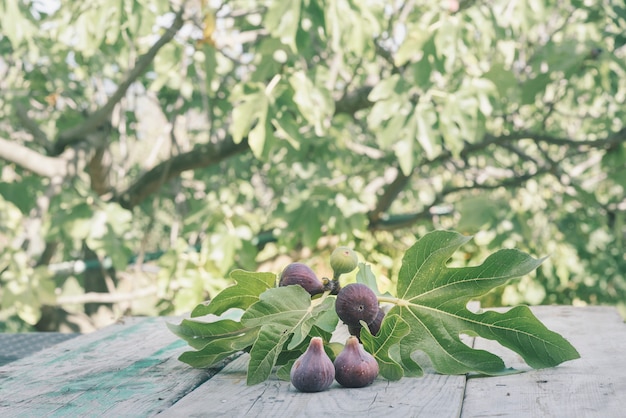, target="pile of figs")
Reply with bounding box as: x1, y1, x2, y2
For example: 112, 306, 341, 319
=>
279, 247, 383, 392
